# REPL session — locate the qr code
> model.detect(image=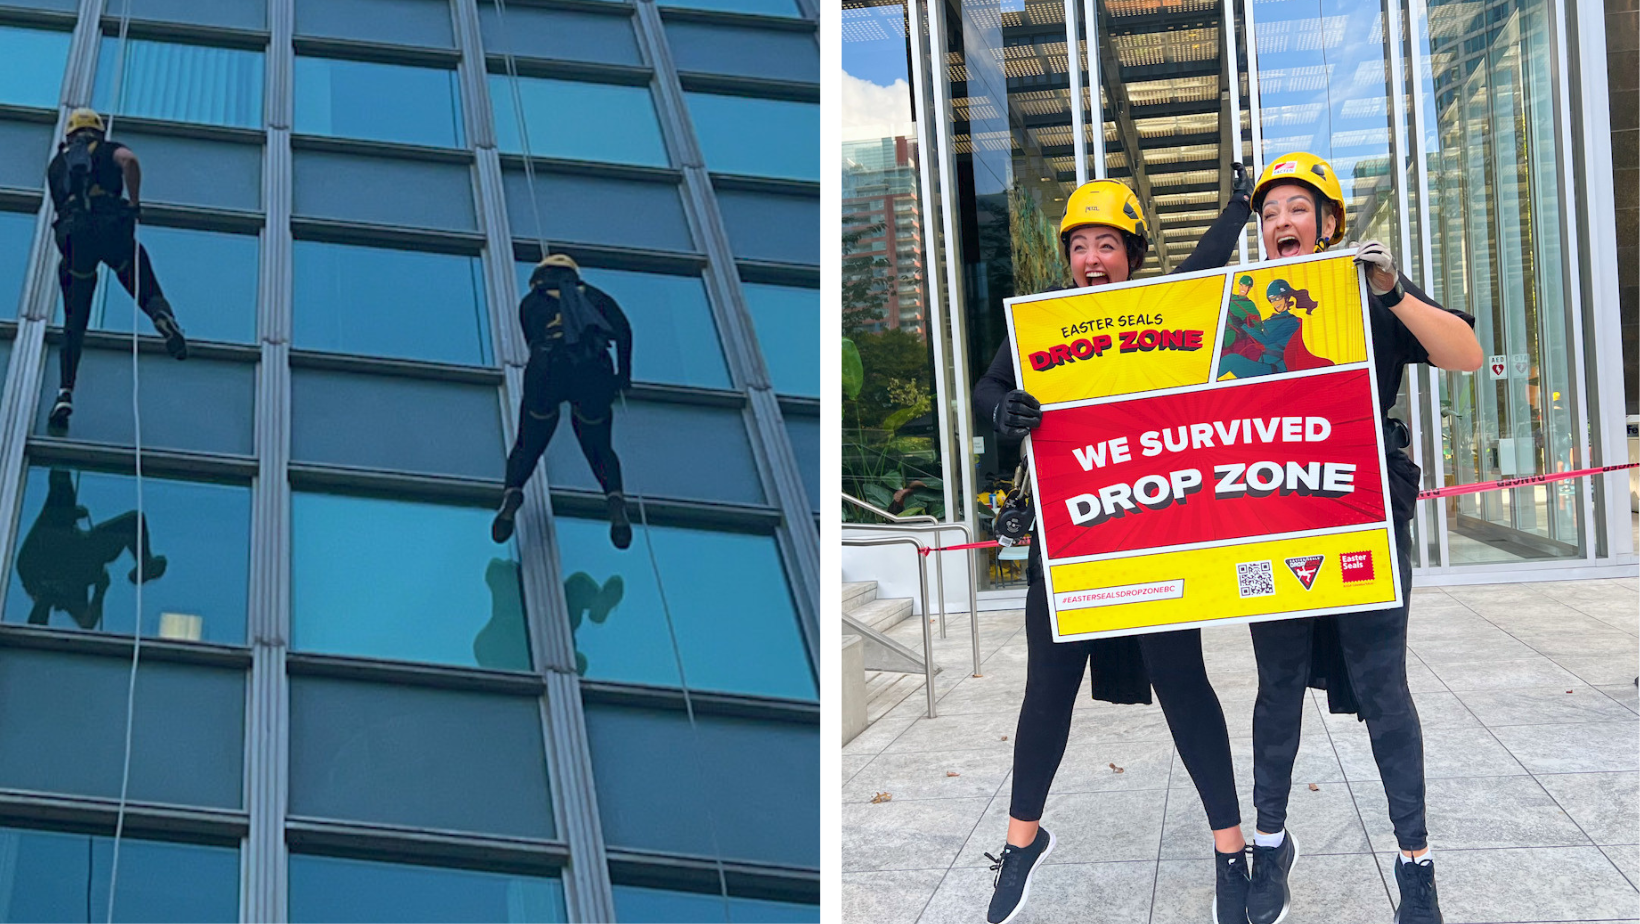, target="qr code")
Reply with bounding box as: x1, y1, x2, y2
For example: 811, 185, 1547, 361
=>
1237, 560, 1276, 598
